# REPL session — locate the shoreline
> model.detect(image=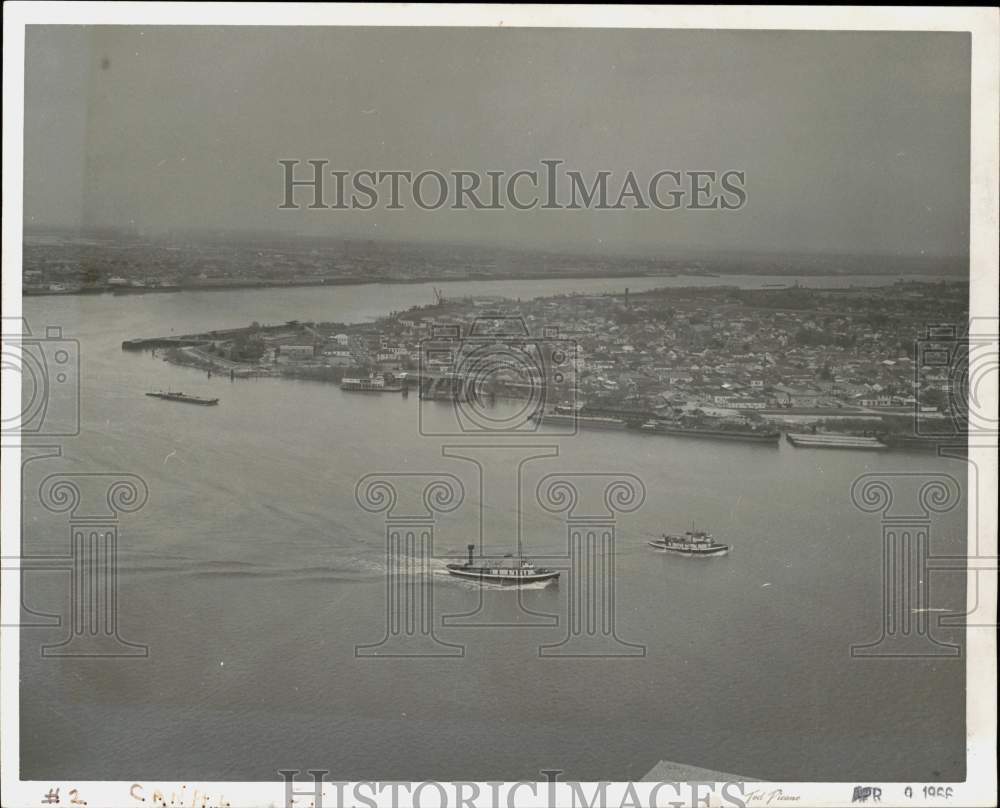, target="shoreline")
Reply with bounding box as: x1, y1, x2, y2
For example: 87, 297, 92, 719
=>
22, 269, 948, 297
119, 277, 966, 455
144, 342, 959, 454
